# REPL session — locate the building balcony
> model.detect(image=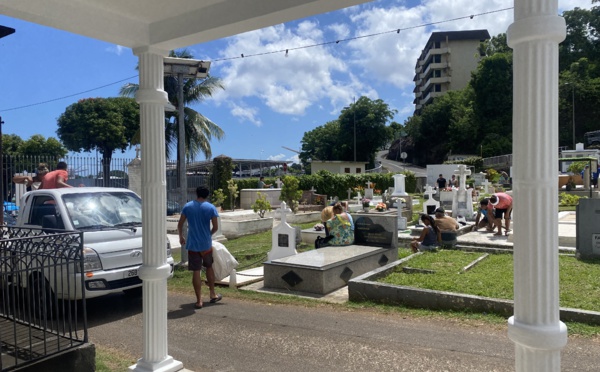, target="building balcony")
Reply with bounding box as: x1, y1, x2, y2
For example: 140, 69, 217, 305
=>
423, 47, 449, 64
421, 62, 449, 79
422, 91, 445, 105
422, 76, 451, 92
